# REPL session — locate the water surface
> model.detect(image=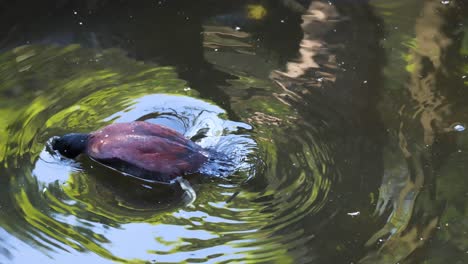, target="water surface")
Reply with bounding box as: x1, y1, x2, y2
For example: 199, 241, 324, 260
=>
0, 0, 468, 263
